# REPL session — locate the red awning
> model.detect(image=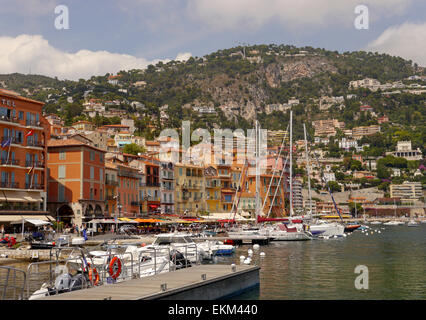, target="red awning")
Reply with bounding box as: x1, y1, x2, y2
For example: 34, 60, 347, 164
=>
257, 217, 289, 223
149, 204, 159, 208
217, 219, 235, 223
